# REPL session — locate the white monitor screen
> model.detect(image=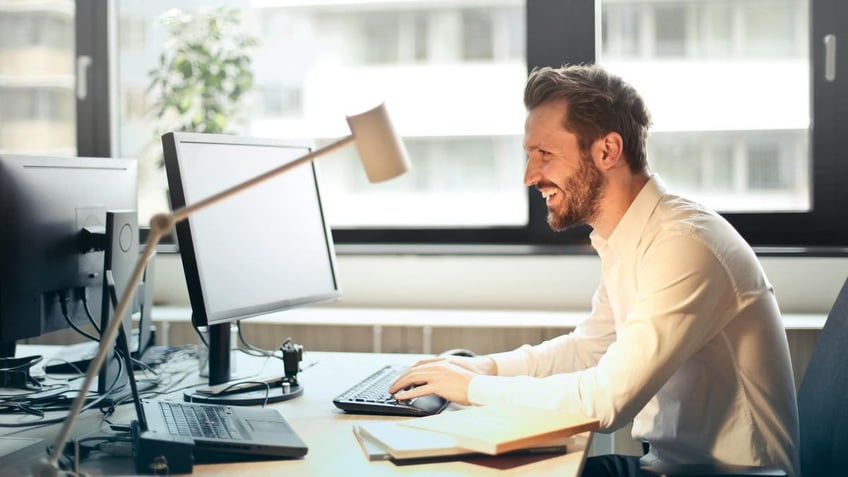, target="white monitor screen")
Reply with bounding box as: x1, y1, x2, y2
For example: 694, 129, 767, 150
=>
163, 133, 341, 326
